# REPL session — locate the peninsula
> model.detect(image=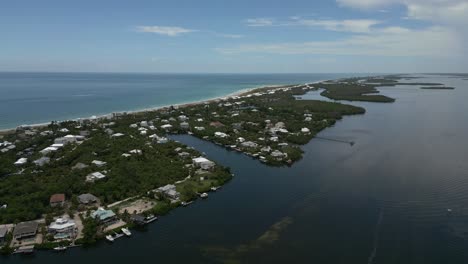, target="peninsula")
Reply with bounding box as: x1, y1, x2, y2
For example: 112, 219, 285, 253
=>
0, 76, 399, 254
